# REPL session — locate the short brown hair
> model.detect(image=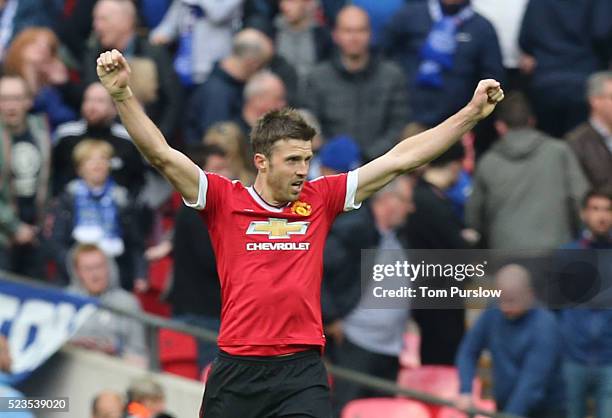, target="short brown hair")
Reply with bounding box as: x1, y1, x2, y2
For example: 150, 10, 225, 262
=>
250, 108, 316, 156
72, 139, 114, 169
72, 243, 105, 268
495, 91, 533, 129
